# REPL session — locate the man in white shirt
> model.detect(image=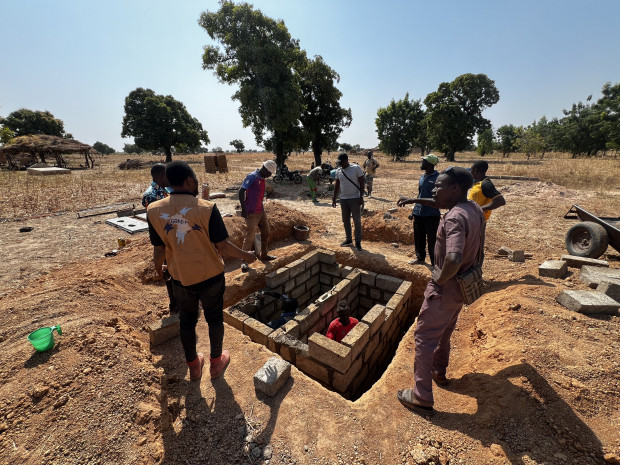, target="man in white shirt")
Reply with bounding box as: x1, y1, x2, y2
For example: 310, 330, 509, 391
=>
332, 153, 365, 251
